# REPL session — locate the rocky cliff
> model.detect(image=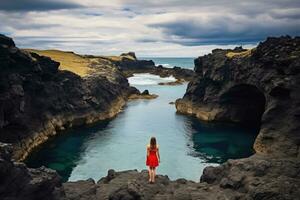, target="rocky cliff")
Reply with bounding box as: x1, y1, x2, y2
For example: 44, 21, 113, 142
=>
176, 36, 300, 157
172, 36, 300, 199
1, 34, 299, 200
0, 34, 137, 161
